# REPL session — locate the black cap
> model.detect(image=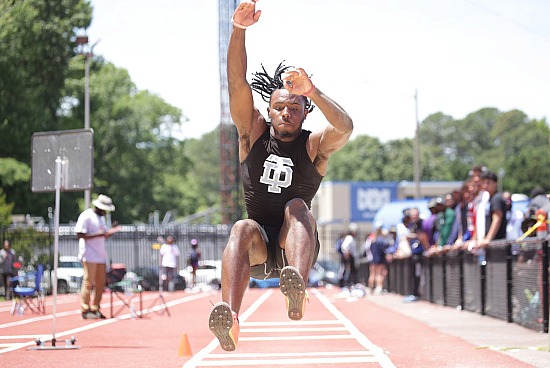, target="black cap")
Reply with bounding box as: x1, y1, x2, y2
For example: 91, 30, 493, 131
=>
428, 197, 444, 209
481, 170, 498, 182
